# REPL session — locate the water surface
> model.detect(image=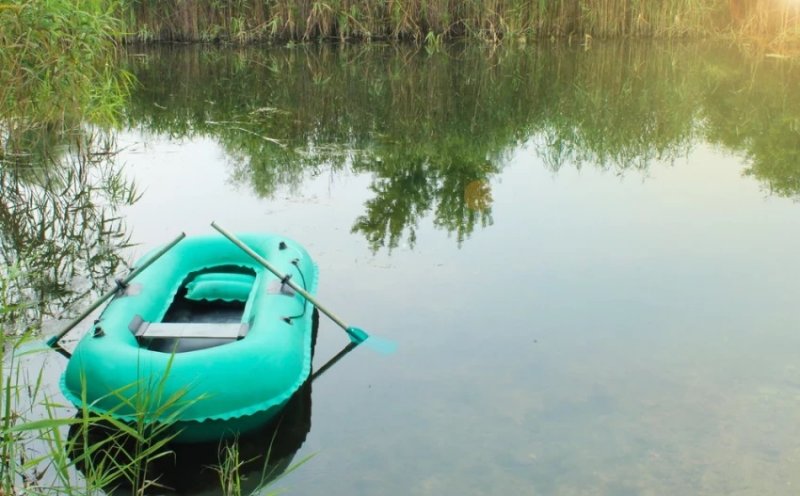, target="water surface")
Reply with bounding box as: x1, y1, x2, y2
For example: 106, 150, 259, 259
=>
15, 42, 800, 495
